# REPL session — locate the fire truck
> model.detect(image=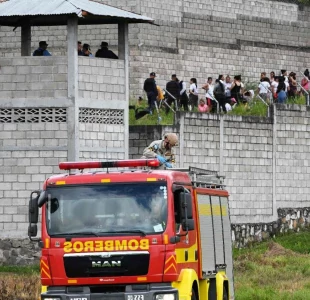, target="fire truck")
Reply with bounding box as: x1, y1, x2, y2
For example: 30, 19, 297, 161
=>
28, 159, 234, 300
